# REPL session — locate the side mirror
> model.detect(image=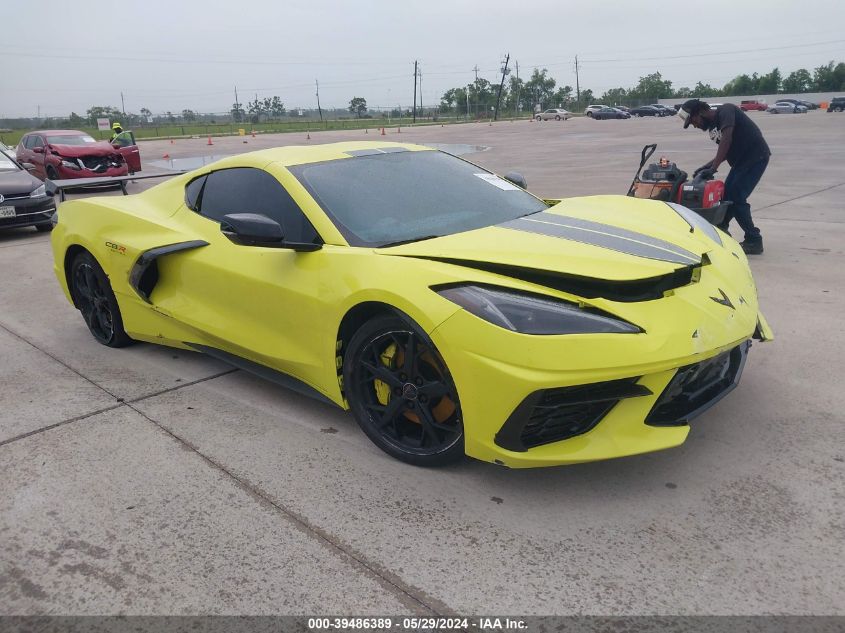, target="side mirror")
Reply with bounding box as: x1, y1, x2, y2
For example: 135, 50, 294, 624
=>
504, 172, 528, 190
22, 162, 37, 172
33, 147, 44, 154
220, 213, 321, 252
